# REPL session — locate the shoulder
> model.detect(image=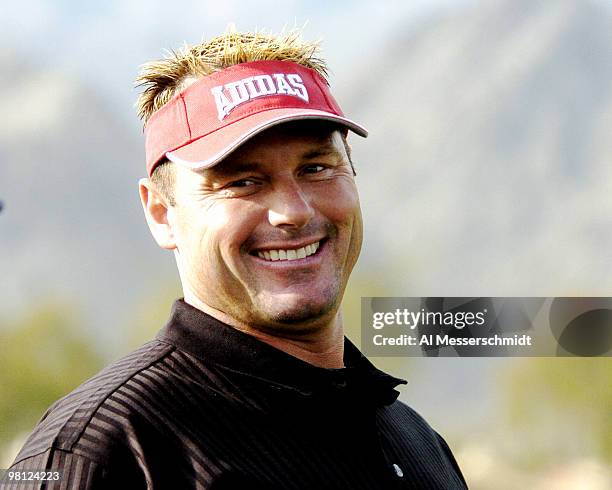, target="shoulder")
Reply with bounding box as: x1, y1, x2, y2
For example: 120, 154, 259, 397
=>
12, 339, 176, 466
